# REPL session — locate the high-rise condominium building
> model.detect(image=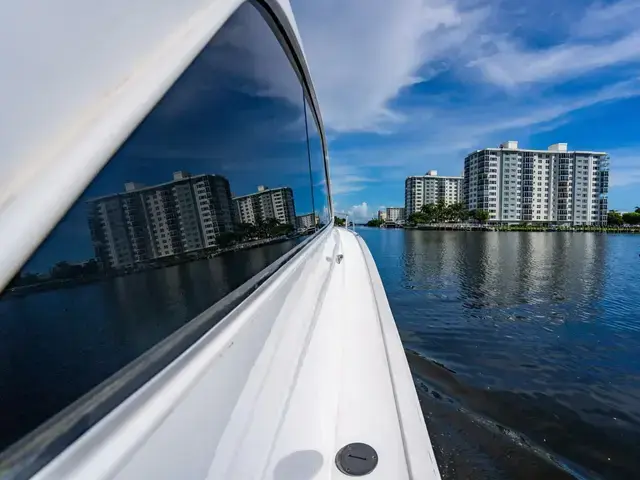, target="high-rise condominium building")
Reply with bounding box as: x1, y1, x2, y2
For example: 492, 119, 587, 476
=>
234, 185, 296, 226
464, 141, 609, 225
296, 212, 317, 230
87, 171, 235, 269
405, 170, 463, 219
386, 207, 405, 224
377, 210, 387, 222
